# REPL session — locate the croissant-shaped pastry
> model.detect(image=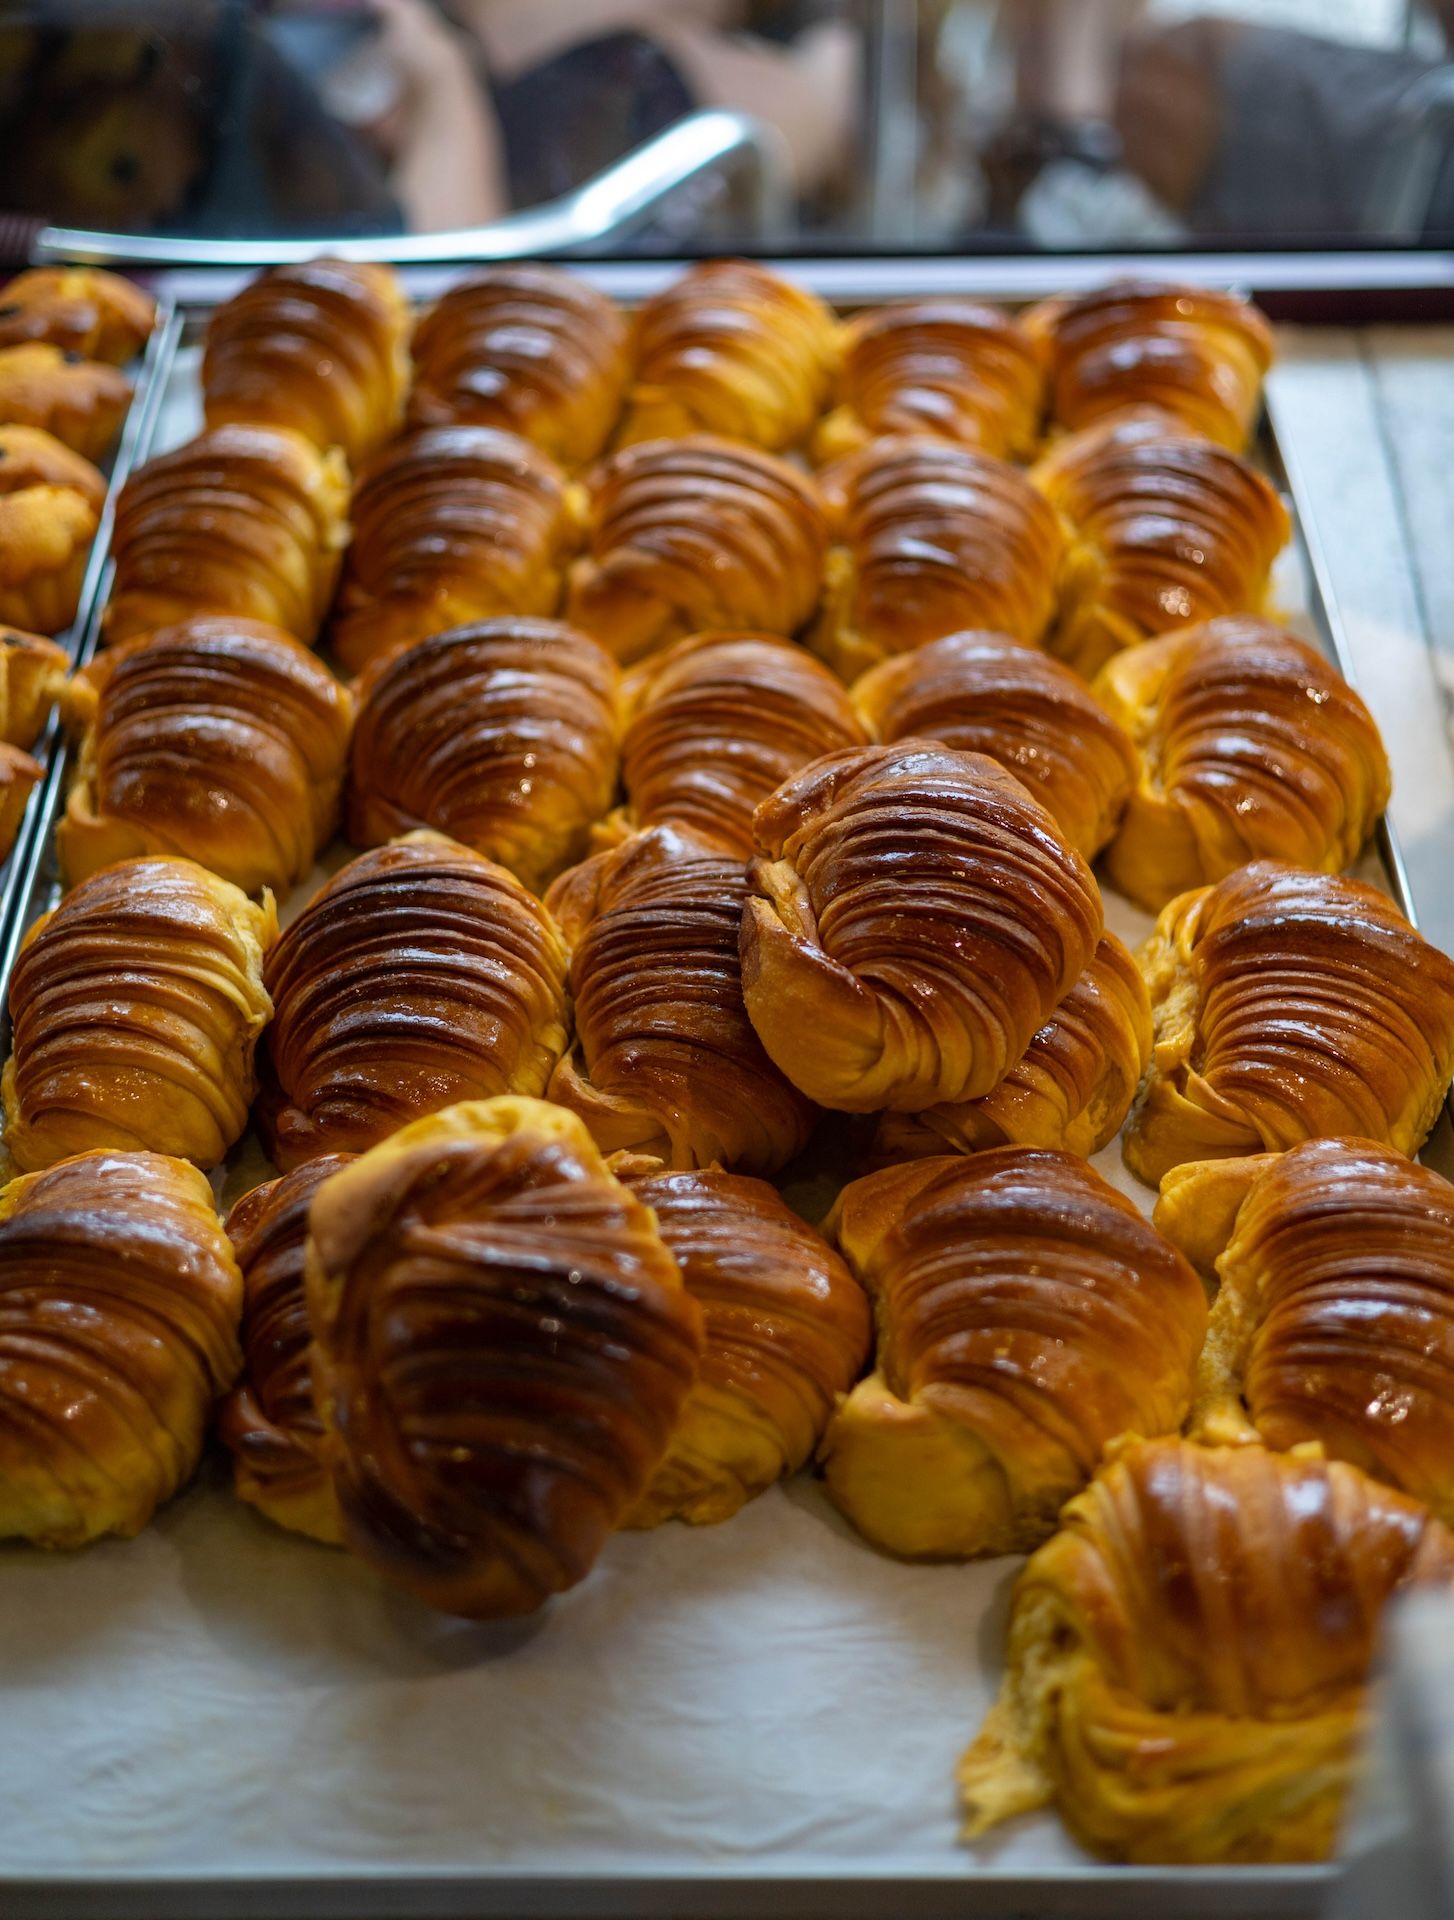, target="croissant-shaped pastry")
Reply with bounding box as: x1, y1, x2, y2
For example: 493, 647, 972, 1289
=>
811, 438, 1065, 681
409, 266, 629, 469
566, 435, 828, 666
617, 259, 833, 452
202, 259, 410, 467
1025, 279, 1274, 449
1124, 862, 1454, 1186
820, 1150, 1205, 1559
1095, 615, 1390, 909
258, 834, 570, 1170
617, 630, 868, 857
615, 1160, 870, 1527
0, 622, 70, 746
0, 743, 41, 864
0, 1149, 242, 1548
852, 631, 1138, 862
104, 424, 349, 648
961, 1437, 1454, 1862
0, 425, 106, 633
743, 742, 1102, 1112
813, 299, 1045, 465
60, 616, 354, 897
329, 426, 581, 675
0, 267, 156, 363
0, 343, 131, 459
217, 1155, 353, 1544
306, 1097, 703, 1618
3, 856, 276, 1171
347, 618, 620, 893
1032, 413, 1290, 678
547, 823, 816, 1175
